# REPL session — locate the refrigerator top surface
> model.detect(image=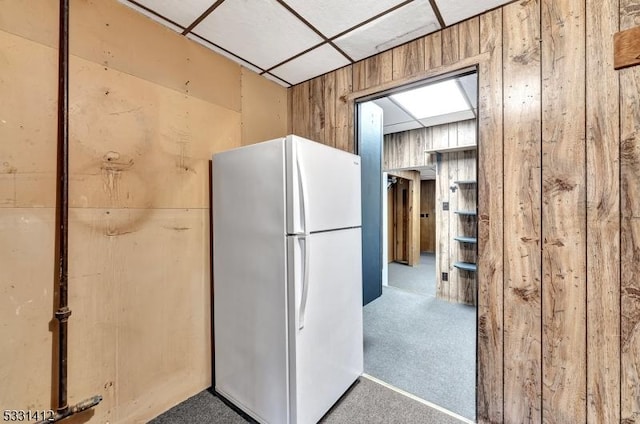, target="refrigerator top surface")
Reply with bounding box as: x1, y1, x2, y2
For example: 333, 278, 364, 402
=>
211, 134, 362, 235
